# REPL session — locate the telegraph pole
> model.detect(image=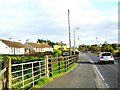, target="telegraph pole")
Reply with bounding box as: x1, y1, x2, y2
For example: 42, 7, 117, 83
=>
68, 9, 72, 55
96, 37, 98, 44
96, 37, 98, 52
